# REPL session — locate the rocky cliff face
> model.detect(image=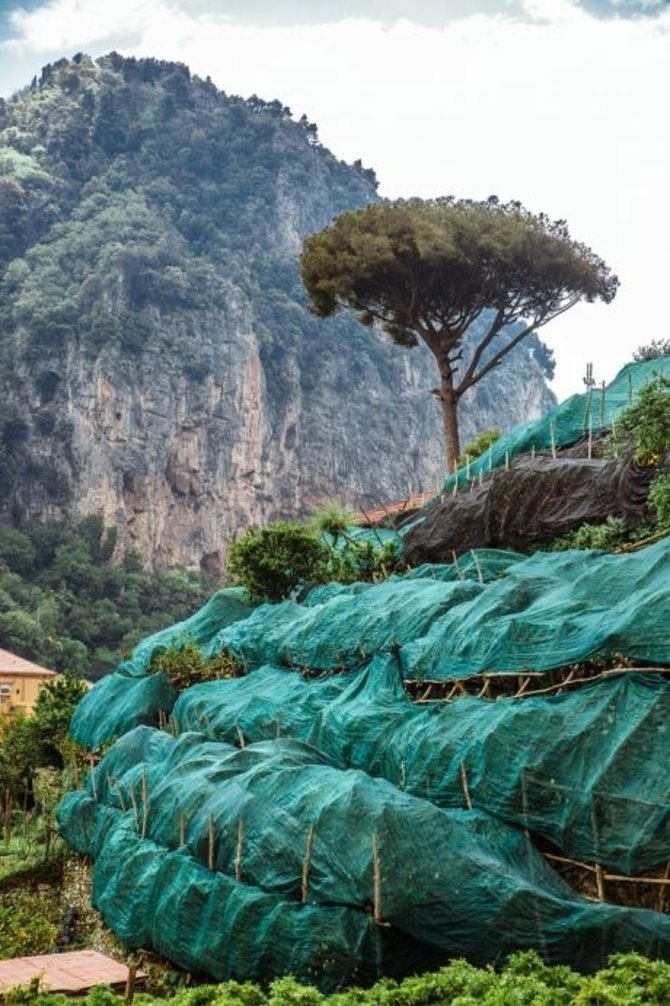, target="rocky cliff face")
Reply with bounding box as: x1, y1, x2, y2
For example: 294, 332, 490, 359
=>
0, 54, 555, 571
